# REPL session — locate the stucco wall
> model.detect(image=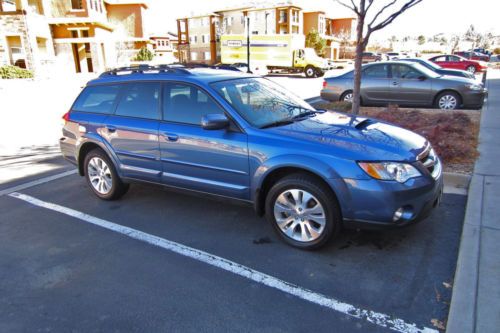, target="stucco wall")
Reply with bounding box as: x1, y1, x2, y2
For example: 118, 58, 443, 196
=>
106, 4, 144, 38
